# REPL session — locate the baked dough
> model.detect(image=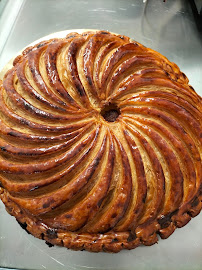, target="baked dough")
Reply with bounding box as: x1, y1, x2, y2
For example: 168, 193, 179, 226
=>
0, 30, 201, 252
